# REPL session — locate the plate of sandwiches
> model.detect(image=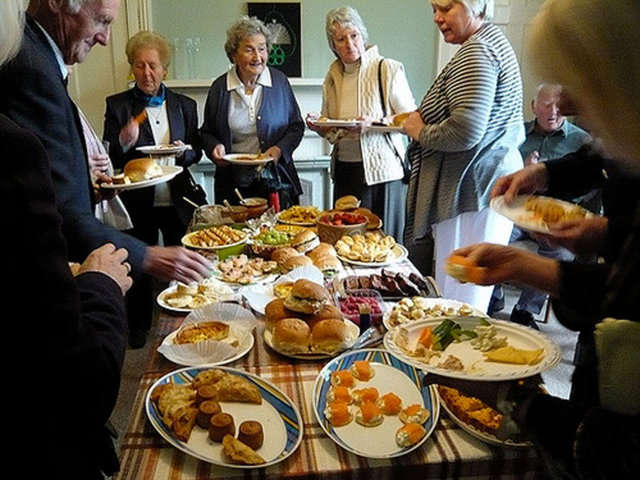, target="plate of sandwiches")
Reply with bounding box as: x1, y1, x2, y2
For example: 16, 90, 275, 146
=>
384, 316, 562, 381
156, 279, 237, 313
491, 194, 593, 233
437, 385, 532, 448
262, 279, 360, 360
136, 143, 192, 156
312, 349, 439, 458
222, 153, 274, 166
146, 366, 303, 468
102, 158, 183, 190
